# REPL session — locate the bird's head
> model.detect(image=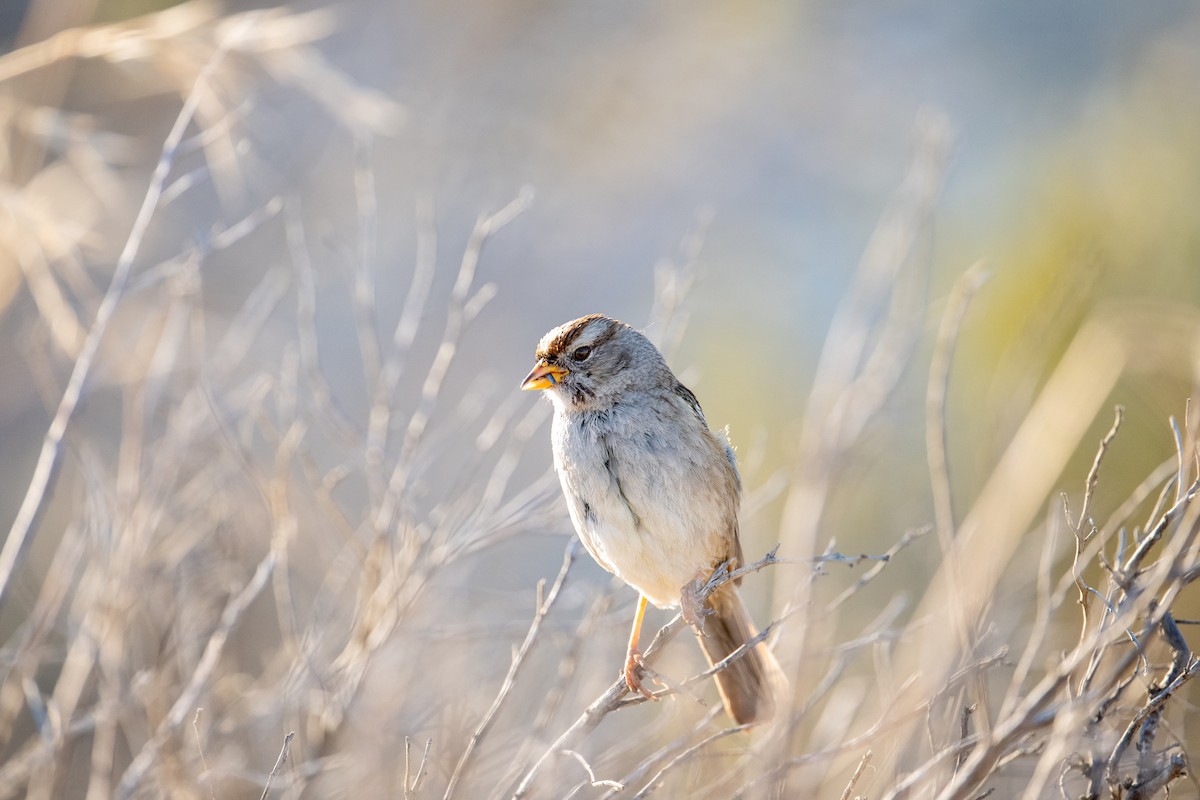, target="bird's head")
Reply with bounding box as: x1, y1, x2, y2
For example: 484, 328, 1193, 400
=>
521, 314, 667, 410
